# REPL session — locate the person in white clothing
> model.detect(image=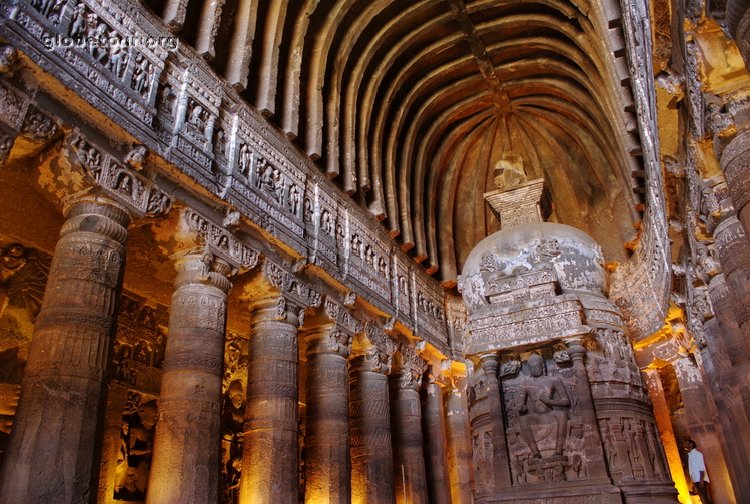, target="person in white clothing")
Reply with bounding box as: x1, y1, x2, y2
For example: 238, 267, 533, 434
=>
686, 439, 711, 504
